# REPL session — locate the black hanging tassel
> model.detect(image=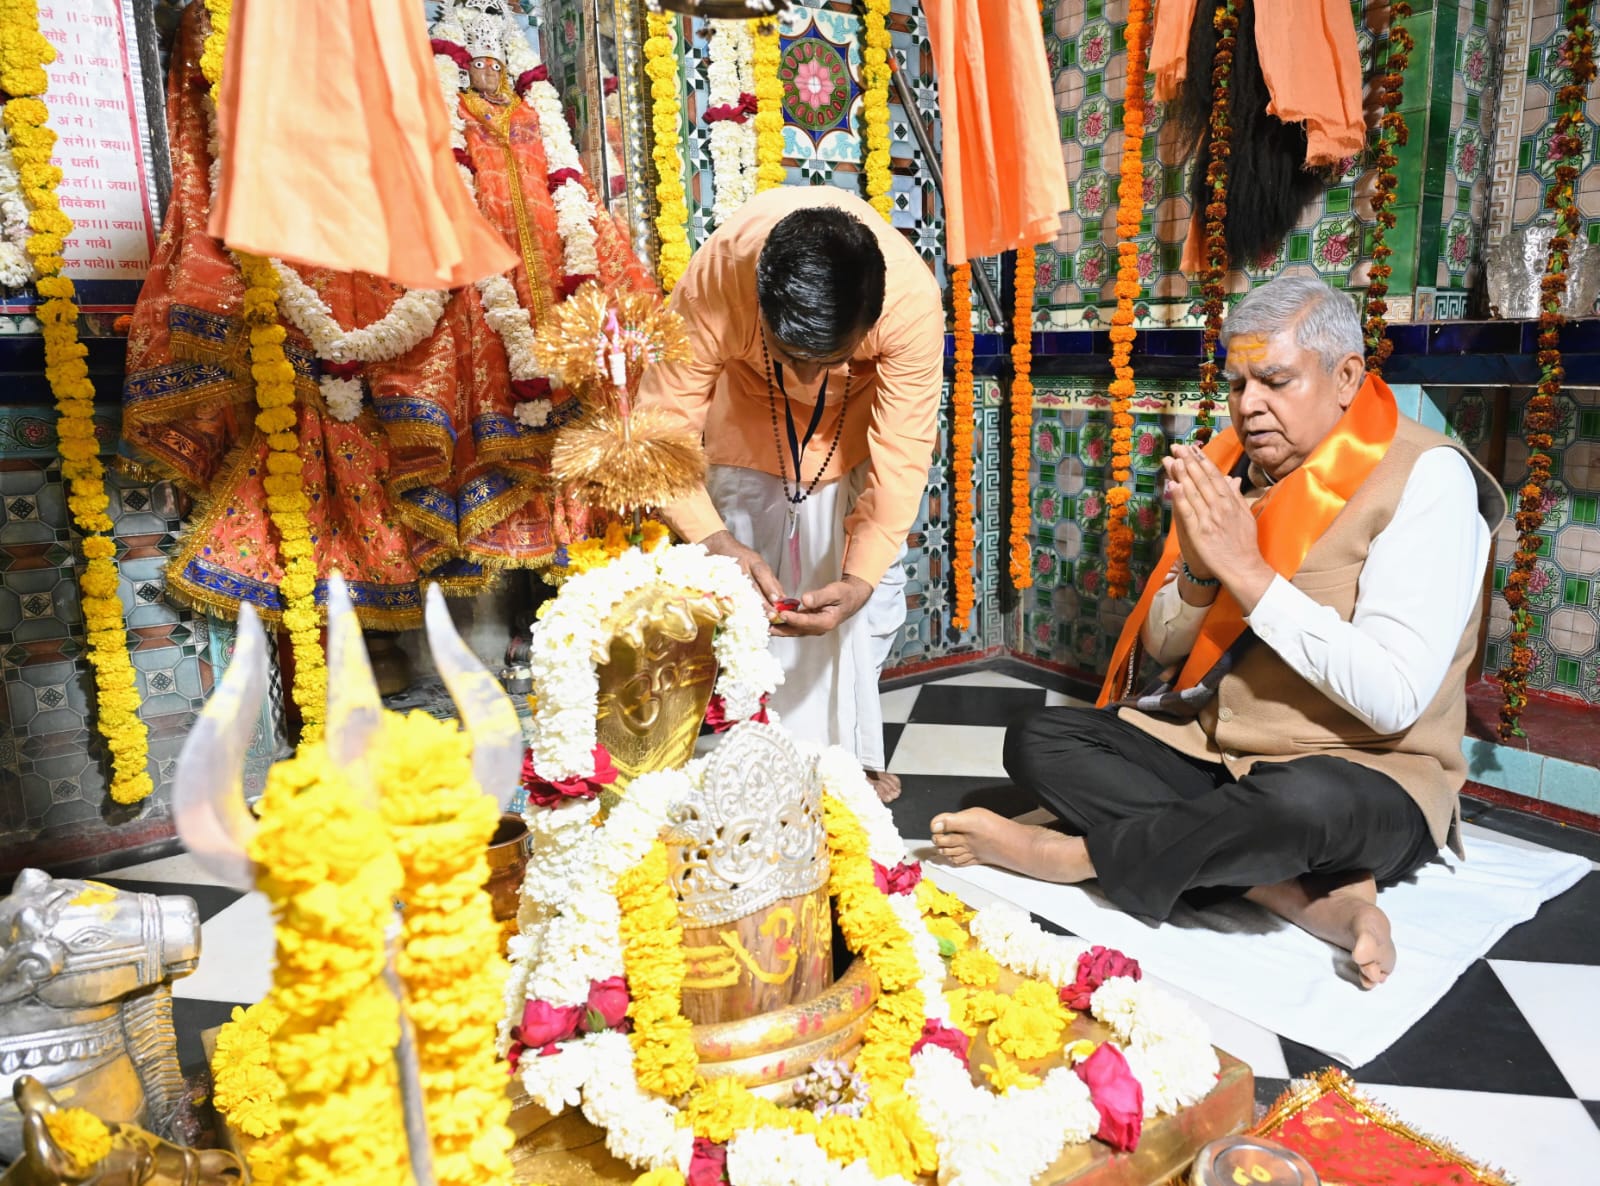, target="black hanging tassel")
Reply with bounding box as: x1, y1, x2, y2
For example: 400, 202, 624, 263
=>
1168, 0, 1333, 267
